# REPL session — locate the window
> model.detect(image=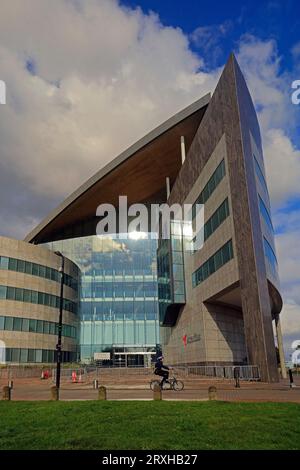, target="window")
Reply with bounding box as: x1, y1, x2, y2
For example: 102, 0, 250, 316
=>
43, 321, 50, 334
4, 316, 13, 330
17, 259, 25, 273
36, 320, 43, 334
22, 318, 29, 332
254, 155, 270, 198
15, 288, 23, 302
264, 238, 278, 273
192, 160, 226, 218
13, 317, 22, 331
192, 240, 234, 287
29, 319, 37, 333
20, 349, 28, 363
7, 286, 15, 300
200, 198, 230, 245
0, 285, 7, 299
259, 195, 274, 233
0, 256, 9, 269
8, 258, 17, 271
0, 256, 78, 291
